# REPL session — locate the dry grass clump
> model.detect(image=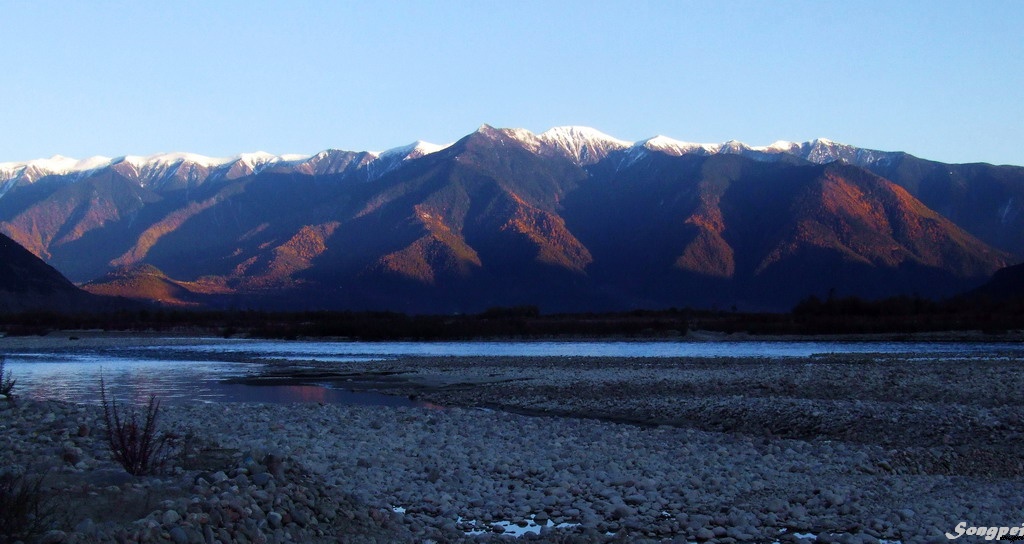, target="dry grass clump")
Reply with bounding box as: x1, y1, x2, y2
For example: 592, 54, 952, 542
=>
100, 378, 170, 476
